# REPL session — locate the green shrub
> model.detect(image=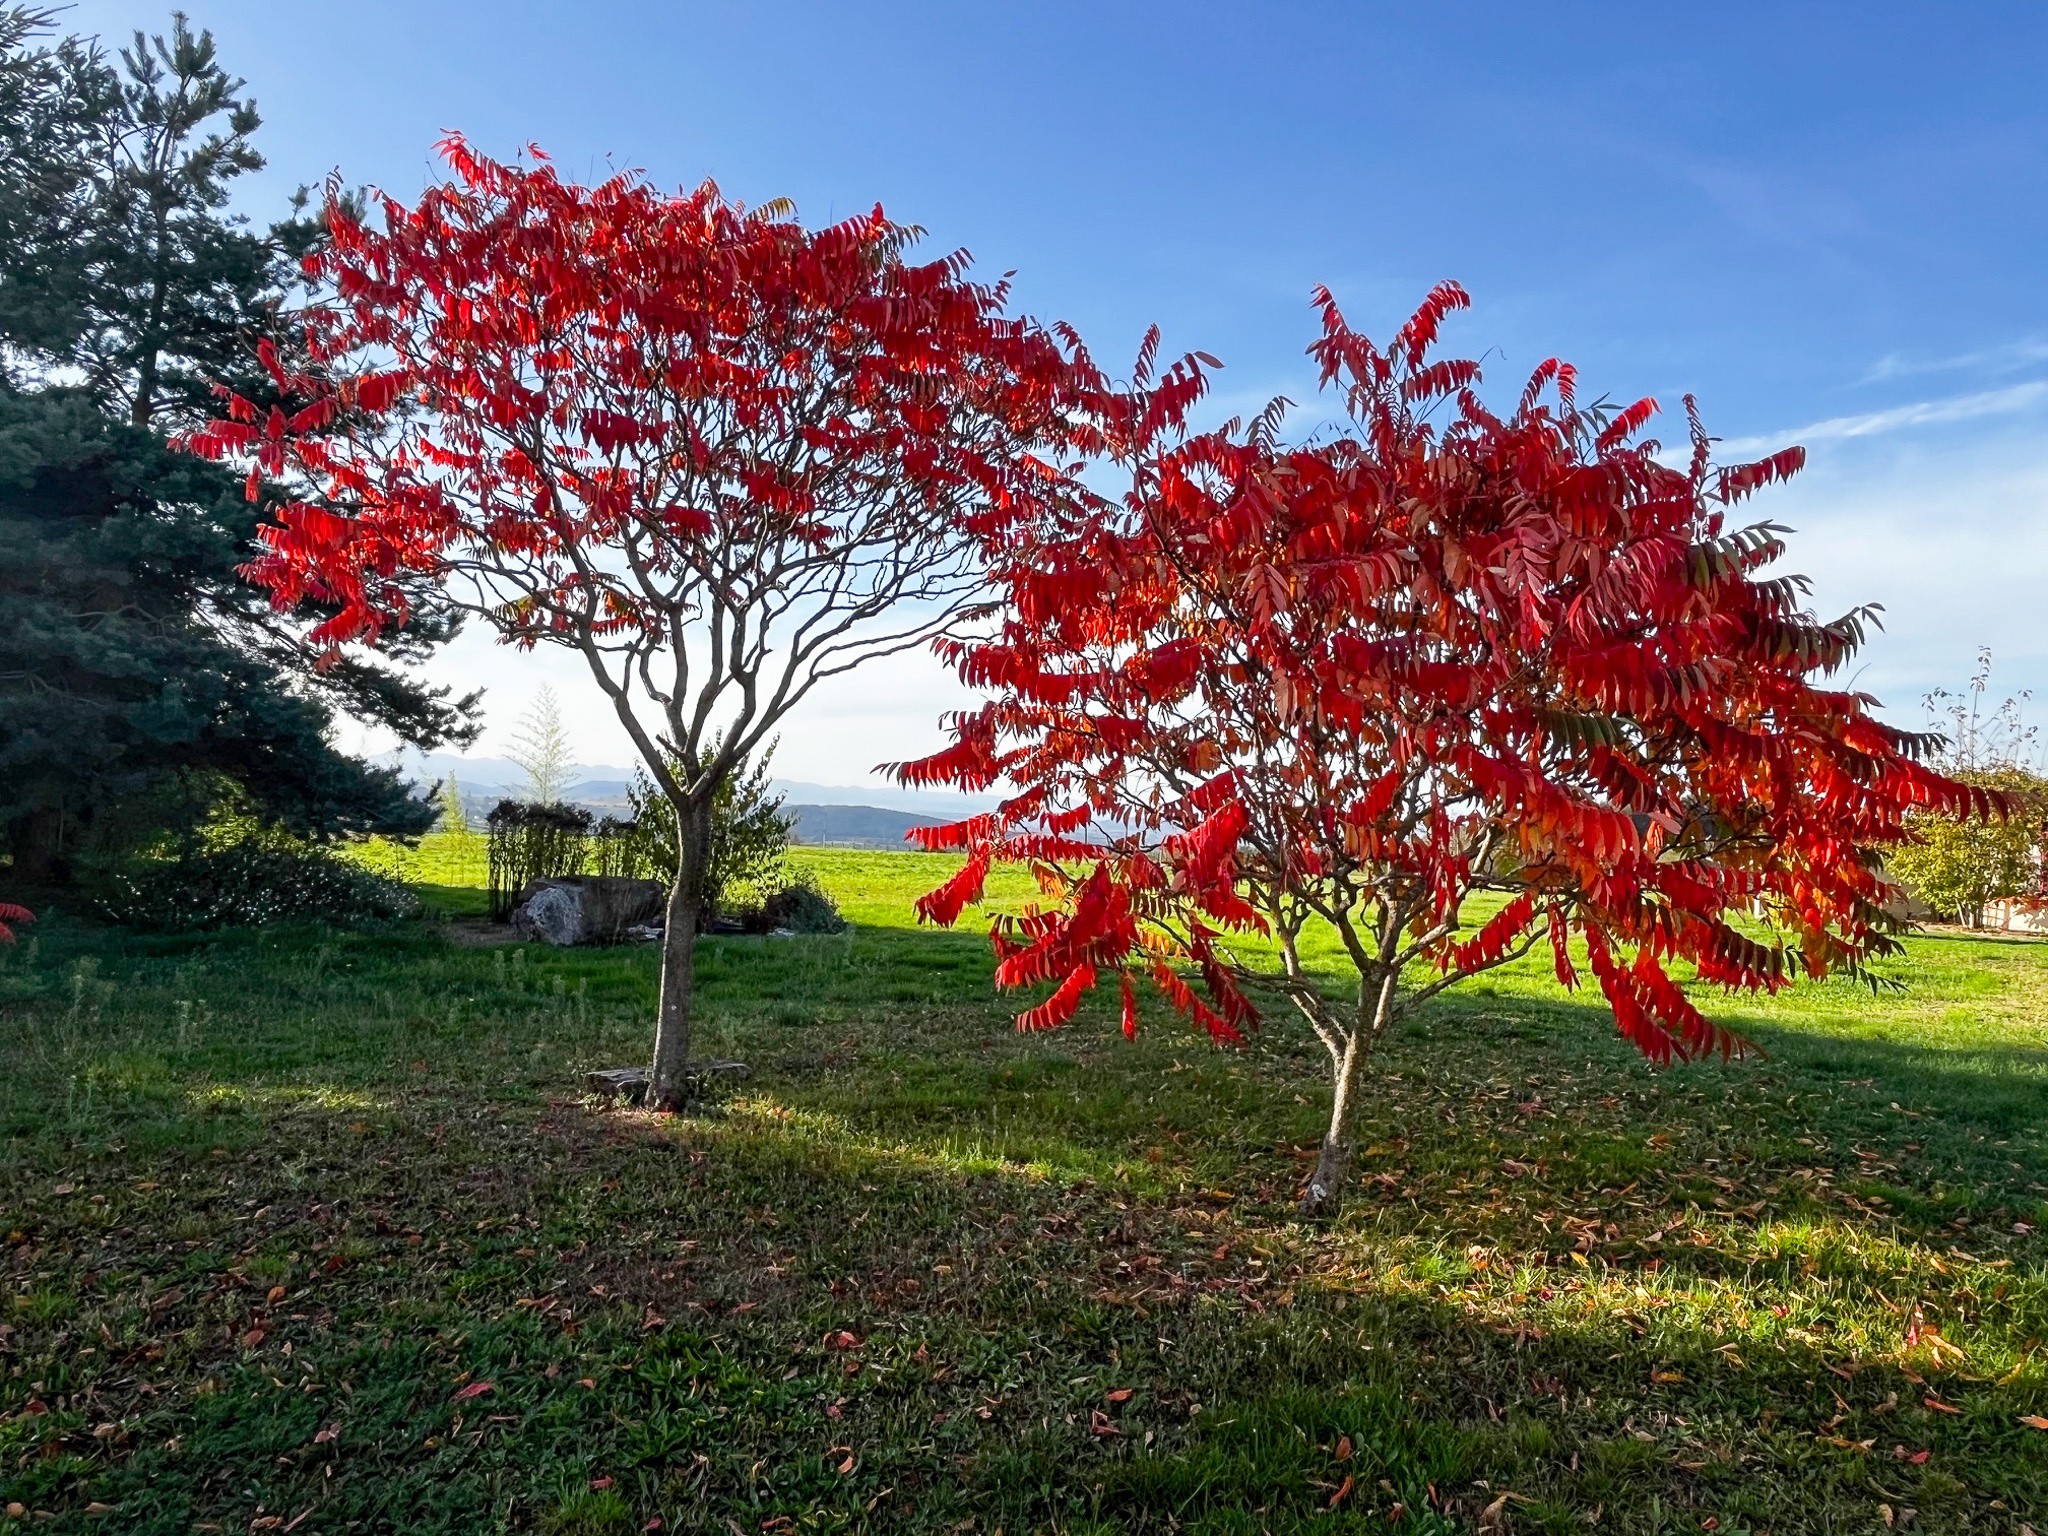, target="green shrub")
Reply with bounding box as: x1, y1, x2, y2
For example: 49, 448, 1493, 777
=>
485, 799, 595, 921
99, 838, 420, 931
758, 871, 845, 933
625, 743, 793, 919
1888, 764, 2048, 927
